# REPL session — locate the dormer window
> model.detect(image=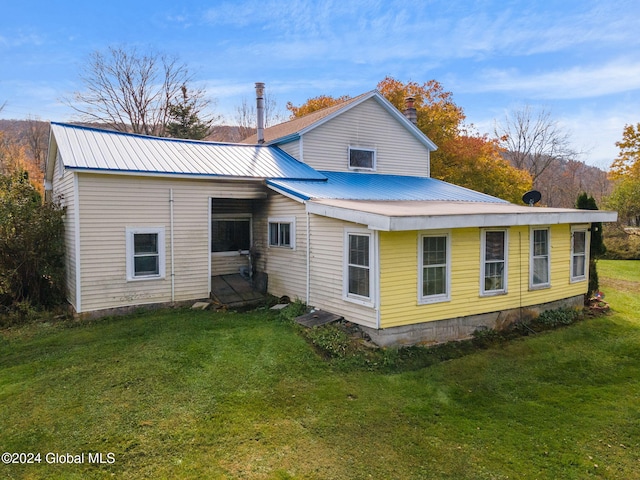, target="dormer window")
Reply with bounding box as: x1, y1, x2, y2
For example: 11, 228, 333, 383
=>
349, 147, 376, 171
